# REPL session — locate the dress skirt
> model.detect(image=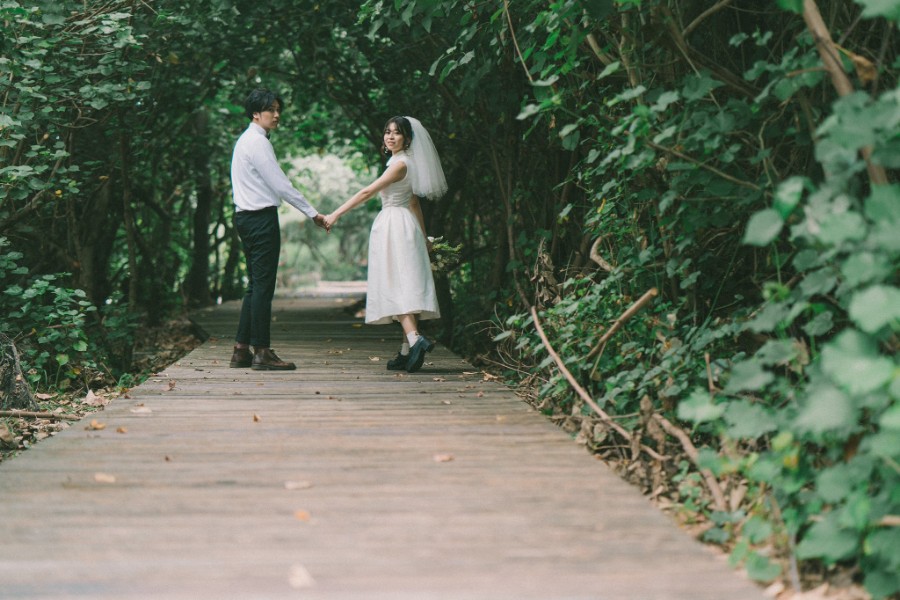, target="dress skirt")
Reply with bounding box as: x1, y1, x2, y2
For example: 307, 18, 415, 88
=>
365, 206, 440, 325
